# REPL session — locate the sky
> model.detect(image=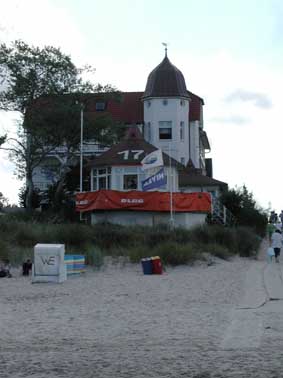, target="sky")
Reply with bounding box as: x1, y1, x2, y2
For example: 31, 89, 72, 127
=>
0, 0, 283, 212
